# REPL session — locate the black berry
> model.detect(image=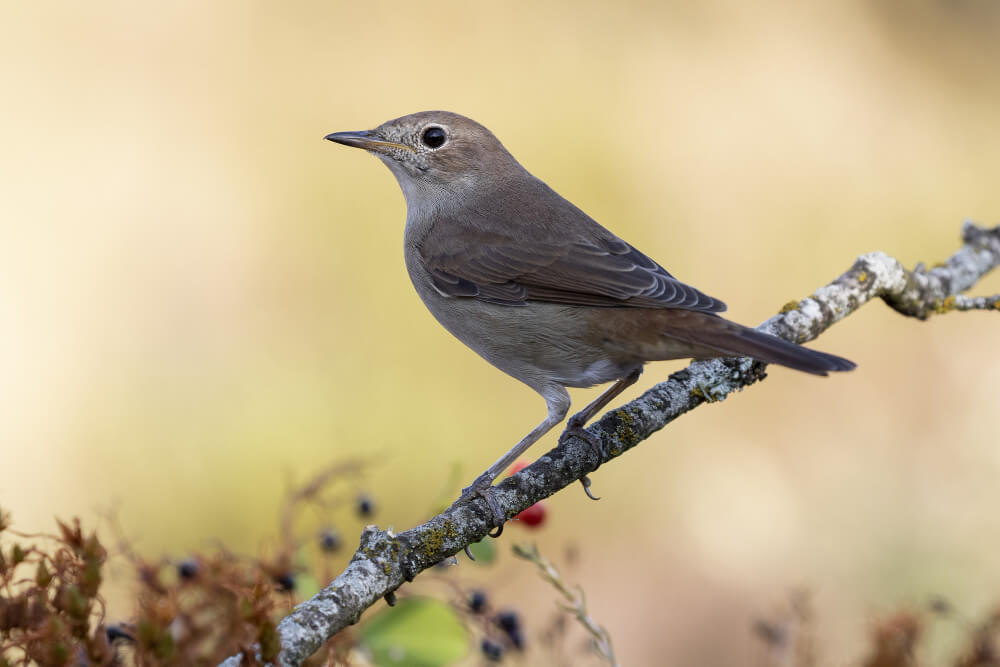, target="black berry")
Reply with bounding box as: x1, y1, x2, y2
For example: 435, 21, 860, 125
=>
177, 559, 199, 580
274, 573, 295, 591
319, 529, 341, 553
468, 589, 488, 614
495, 610, 524, 648
356, 494, 376, 518
480, 638, 504, 662
105, 625, 134, 642
496, 610, 520, 634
